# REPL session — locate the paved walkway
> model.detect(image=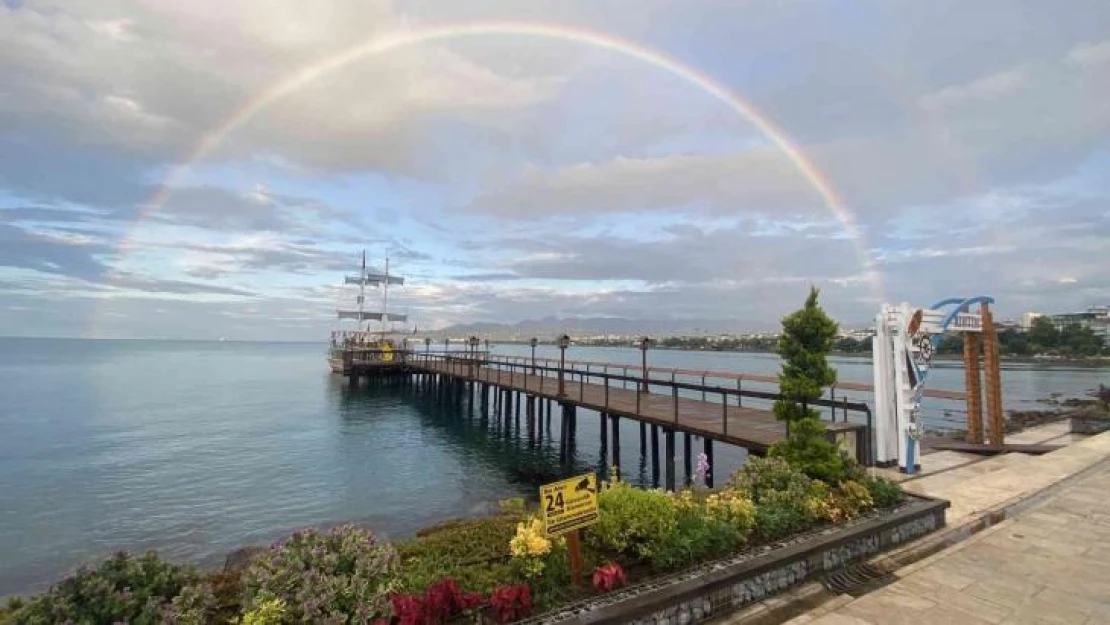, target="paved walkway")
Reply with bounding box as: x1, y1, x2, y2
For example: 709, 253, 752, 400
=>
793, 459, 1110, 625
